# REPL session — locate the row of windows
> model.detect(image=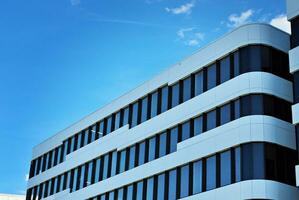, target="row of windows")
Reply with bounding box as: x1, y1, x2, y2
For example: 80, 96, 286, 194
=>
26, 94, 292, 199
291, 16, 299, 49
26, 142, 297, 200
29, 45, 290, 178
294, 71, 299, 104
86, 143, 295, 200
